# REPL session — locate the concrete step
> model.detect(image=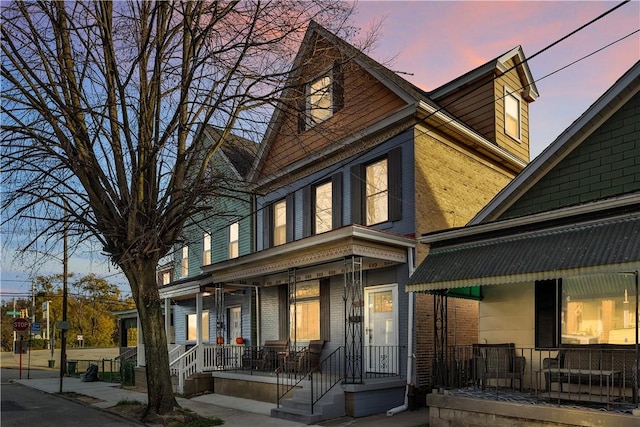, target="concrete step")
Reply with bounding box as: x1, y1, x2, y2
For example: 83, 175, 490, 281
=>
272, 382, 345, 423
